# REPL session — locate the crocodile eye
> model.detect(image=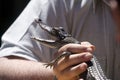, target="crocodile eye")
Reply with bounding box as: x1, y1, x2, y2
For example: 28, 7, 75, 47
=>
38, 19, 42, 21
60, 27, 65, 31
